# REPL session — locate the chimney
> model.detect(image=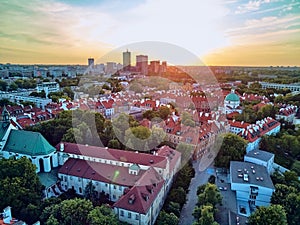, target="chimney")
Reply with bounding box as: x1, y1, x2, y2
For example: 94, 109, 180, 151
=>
3, 206, 12, 224
60, 143, 64, 151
